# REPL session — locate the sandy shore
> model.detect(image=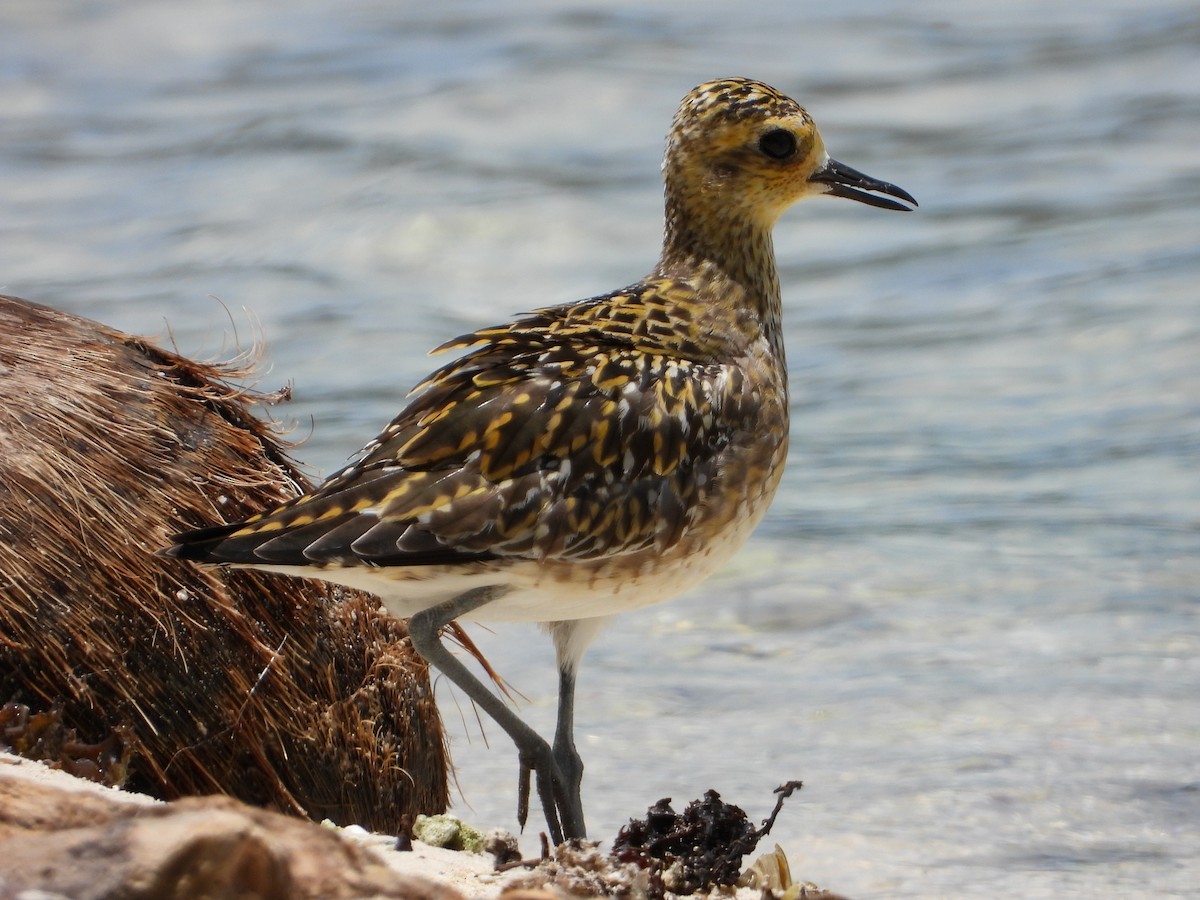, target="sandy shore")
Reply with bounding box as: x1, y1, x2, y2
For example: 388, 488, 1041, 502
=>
0, 750, 844, 899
